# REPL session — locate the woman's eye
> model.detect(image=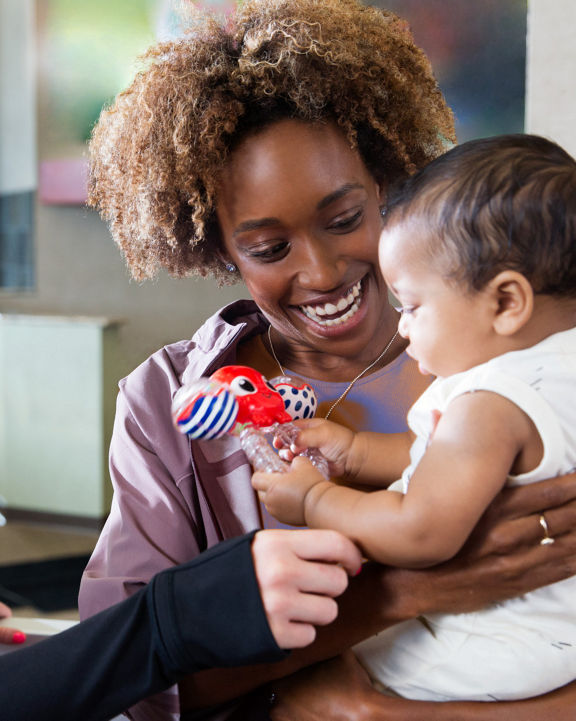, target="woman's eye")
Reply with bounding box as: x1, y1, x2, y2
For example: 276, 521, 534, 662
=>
328, 209, 363, 232
247, 241, 290, 262
401, 305, 417, 315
